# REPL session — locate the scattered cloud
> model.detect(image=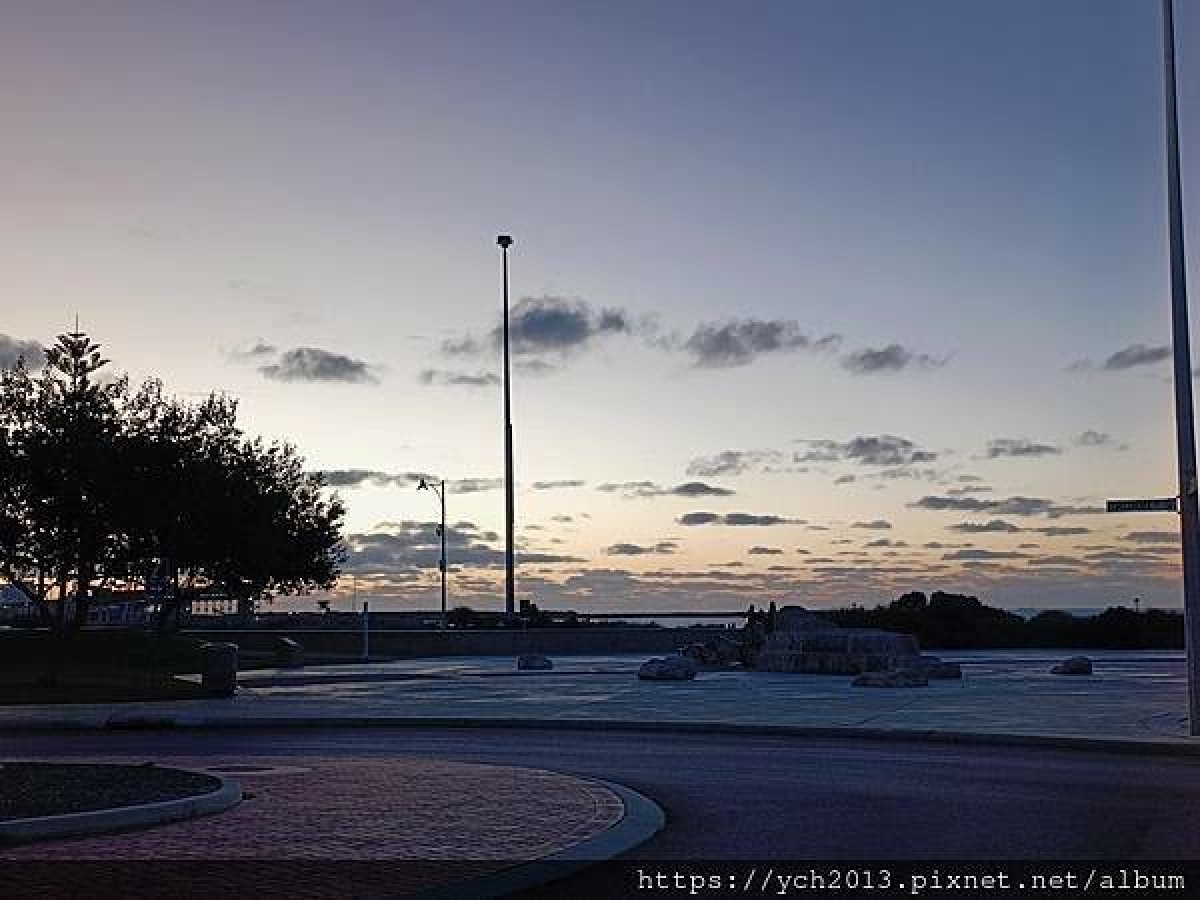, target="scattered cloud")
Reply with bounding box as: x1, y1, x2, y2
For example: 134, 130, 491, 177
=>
1027, 555, 1084, 567
319, 469, 429, 488
441, 296, 633, 366
1032, 526, 1091, 536
1069, 343, 1172, 373
1103, 343, 1171, 370
795, 435, 937, 467
317, 470, 501, 494
441, 336, 484, 356
506, 296, 631, 355
748, 546, 784, 555
598, 480, 734, 498
670, 481, 736, 497
686, 450, 784, 477
345, 520, 582, 573
450, 477, 505, 494
942, 548, 1029, 560
865, 538, 907, 548
986, 438, 1061, 458
417, 369, 500, 387
532, 480, 586, 490
1076, 430, 1112, 447
841, 344, 948, 375
681, 319, 841, 368
947, 482, 993, 495
909, 495, 1104, 518
605, 541, 678, 556
260, 347, 379, 384
852, 520, 893, 530
947, 519, 1022, 533
596, 481, 658, 496
515, 359, 558, 376
678, 511, 800, 526
1124, 531, 1178, 544
0, 334, 45, 370
223, 339, 277, 364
